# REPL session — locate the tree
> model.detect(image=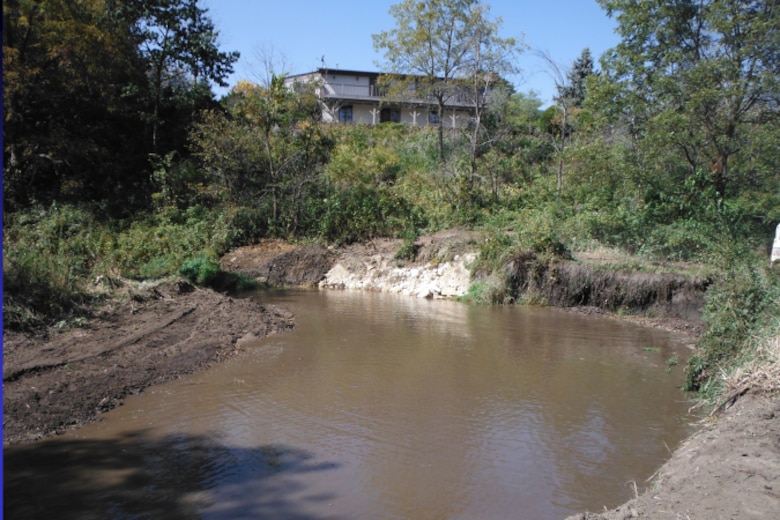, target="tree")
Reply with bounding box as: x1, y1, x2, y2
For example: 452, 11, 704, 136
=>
3, 0, 239, 212
191, 77, 330, 232
120, 0, 239, 151
461, 7, 522, 194
3, 0, 149, 209
594, 0, 780, 199
373, 0, 521, 161
559, 48, 595, 108
537, 50, 577, 195
249, 42, 294, 88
